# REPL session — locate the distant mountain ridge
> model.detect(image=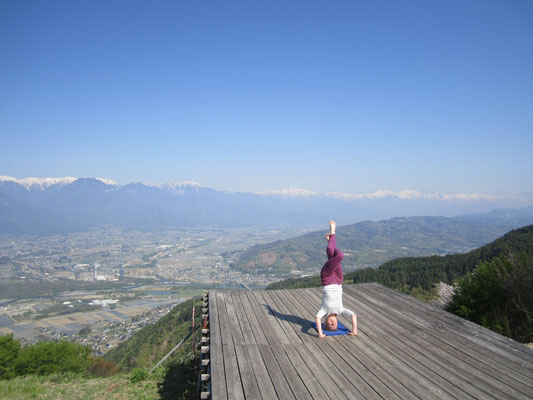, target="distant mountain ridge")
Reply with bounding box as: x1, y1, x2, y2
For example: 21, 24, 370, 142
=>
266, 225, 533, 299
231, 211, 533, 278
1, 175, 531, 234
